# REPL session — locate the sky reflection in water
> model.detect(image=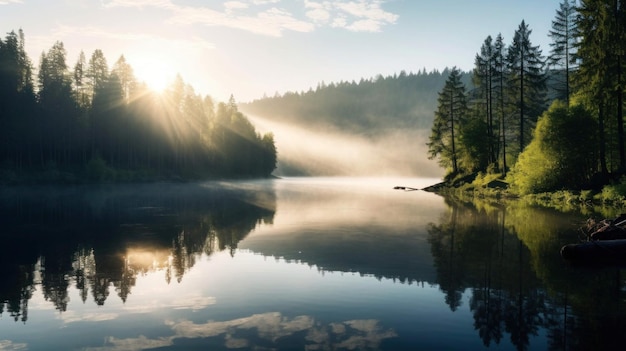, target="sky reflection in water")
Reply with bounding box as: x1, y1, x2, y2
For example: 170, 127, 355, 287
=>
1, 177, 612, 350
